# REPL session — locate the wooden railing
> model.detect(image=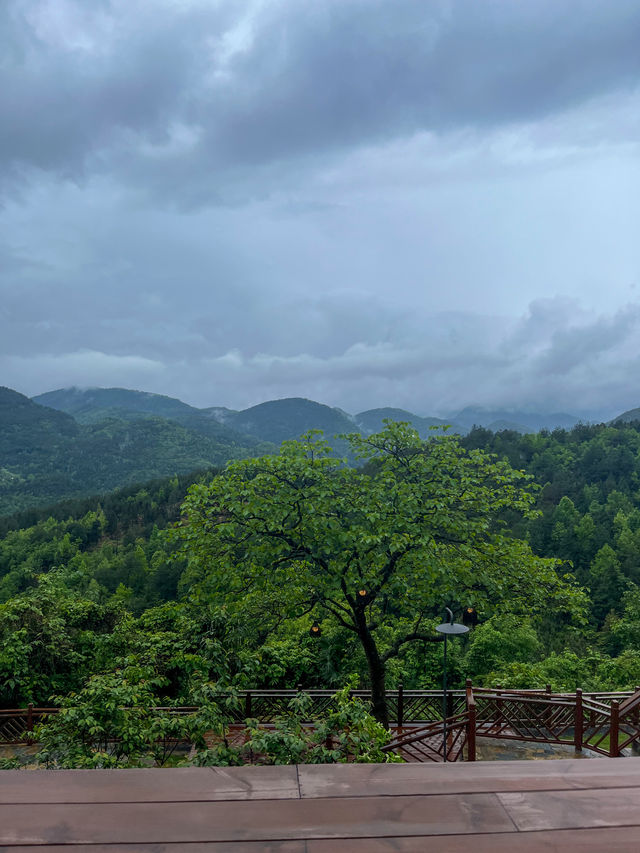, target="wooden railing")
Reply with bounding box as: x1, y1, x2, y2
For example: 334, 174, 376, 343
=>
0, 705, 51, 745
4, 684, 640, 762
